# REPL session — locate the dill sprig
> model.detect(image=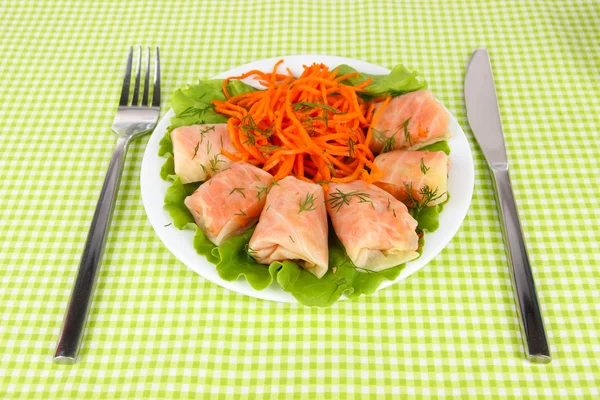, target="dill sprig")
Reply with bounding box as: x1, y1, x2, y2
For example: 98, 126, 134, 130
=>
178, 106, 201, 118
258, 144, 281, 155
192, 142, 200, 159
209, 154, 225, 172
403, 182, 446, 213
199, 125, 215, 145
372, 128, 397, 153
229, 187, 246, 198
292, 101, 343, 114
402, 117, 412, 146
289, 235, 295, 243
240, 114, 274, 145
298, 192, 317, 214
420, 157, 430, 175
326, 189, 374, 212
234, 209, 247, 217
327, 162, 337, 178
255, 180, 279, 200
348, 137, 357, 157
245, 243, 258, 262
